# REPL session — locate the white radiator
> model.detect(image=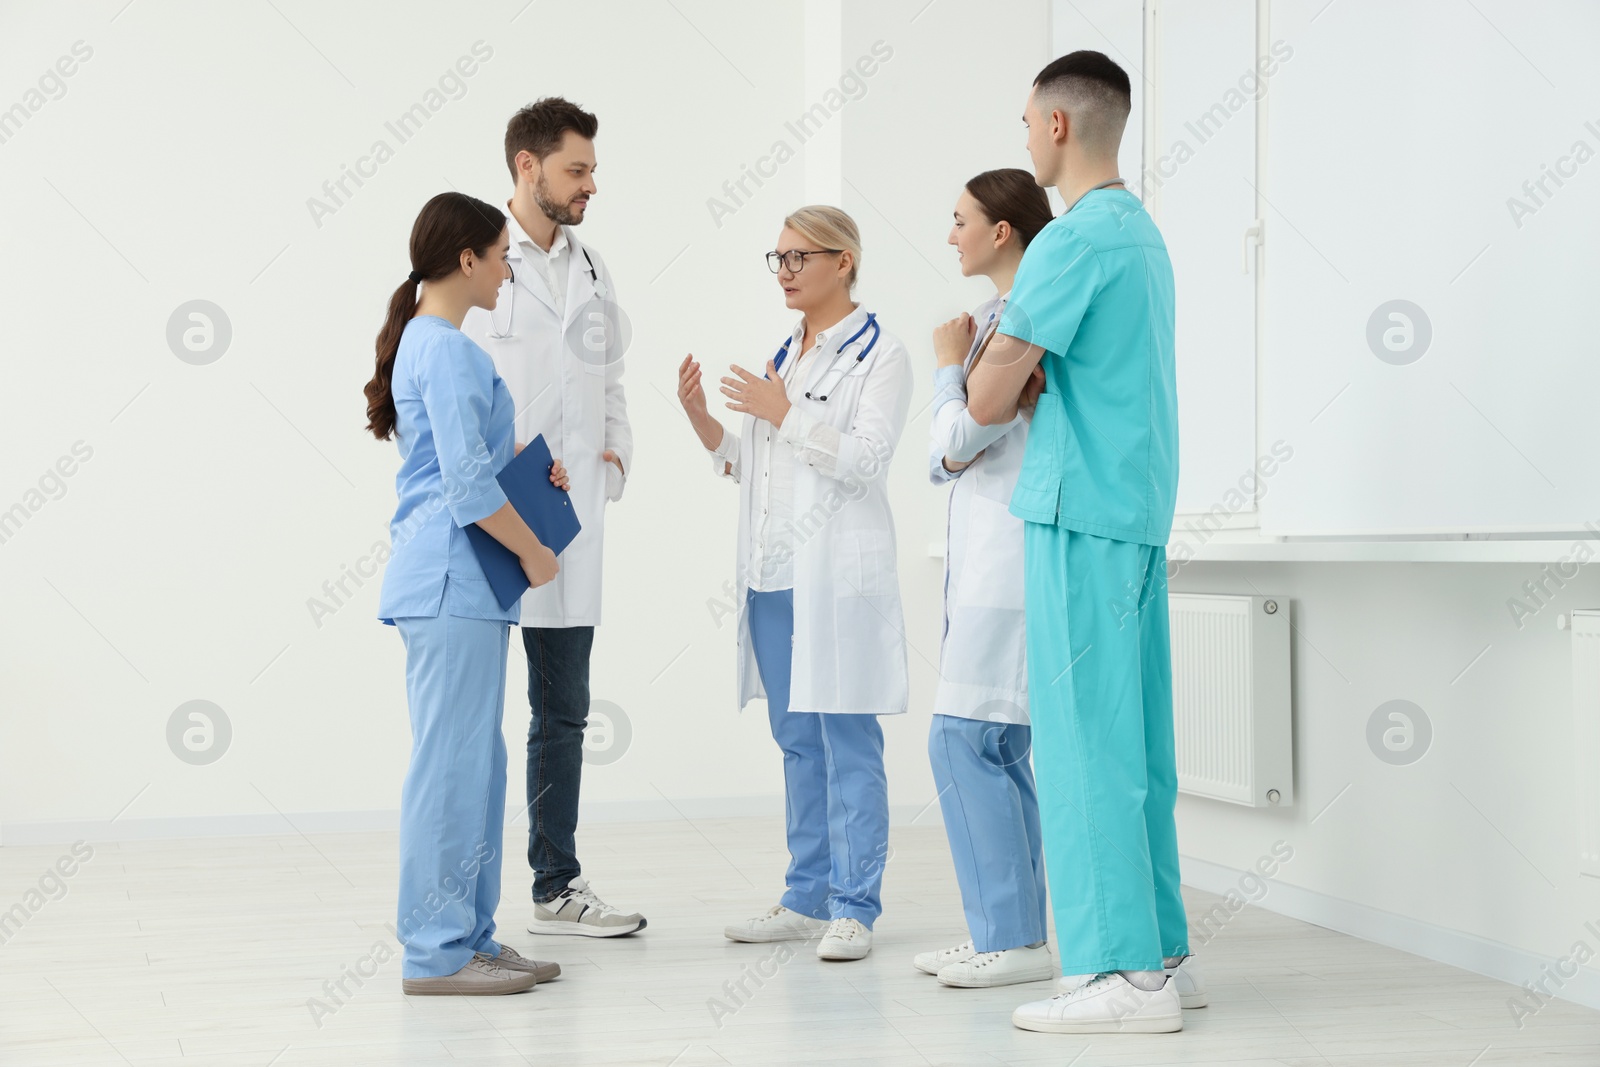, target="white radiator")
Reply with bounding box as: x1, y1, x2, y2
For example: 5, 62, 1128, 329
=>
1571, 609, 1600, 877
1169, 593, 1293, 808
